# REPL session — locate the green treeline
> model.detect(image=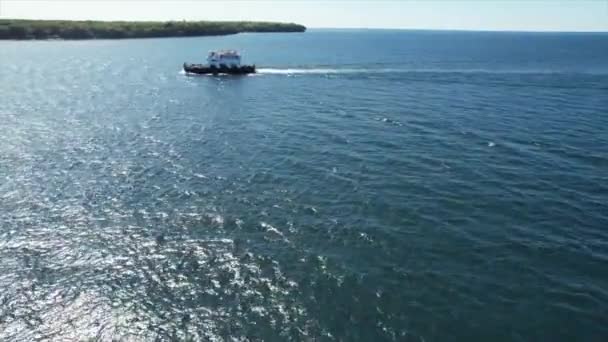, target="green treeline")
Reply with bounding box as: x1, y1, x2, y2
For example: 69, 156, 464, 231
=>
0, 19, 306, 40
